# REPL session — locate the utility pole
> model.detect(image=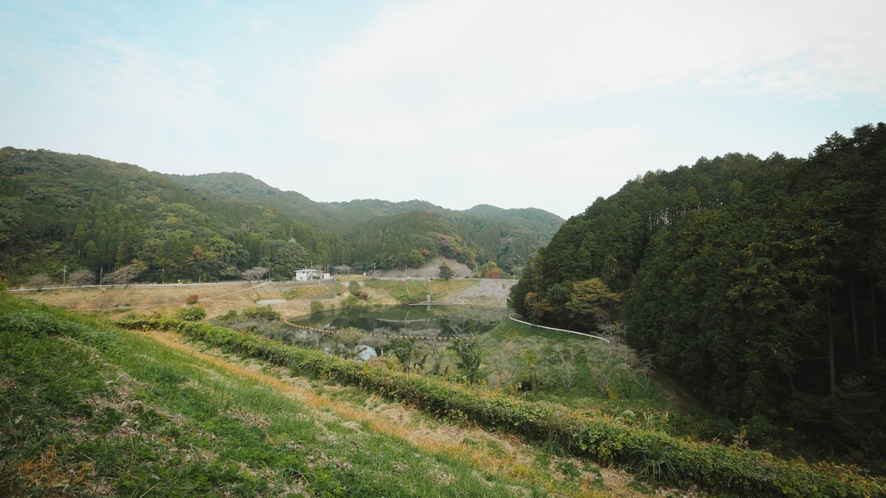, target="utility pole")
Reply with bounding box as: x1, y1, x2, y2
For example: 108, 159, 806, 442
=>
62, 265, 67, 286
